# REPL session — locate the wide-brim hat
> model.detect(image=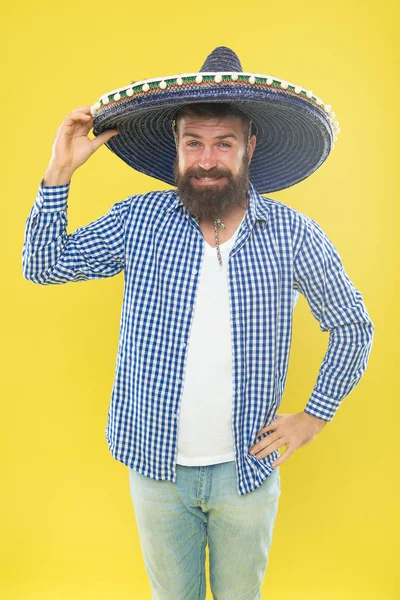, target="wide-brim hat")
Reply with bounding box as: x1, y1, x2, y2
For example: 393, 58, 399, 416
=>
91, 46, 340, 194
